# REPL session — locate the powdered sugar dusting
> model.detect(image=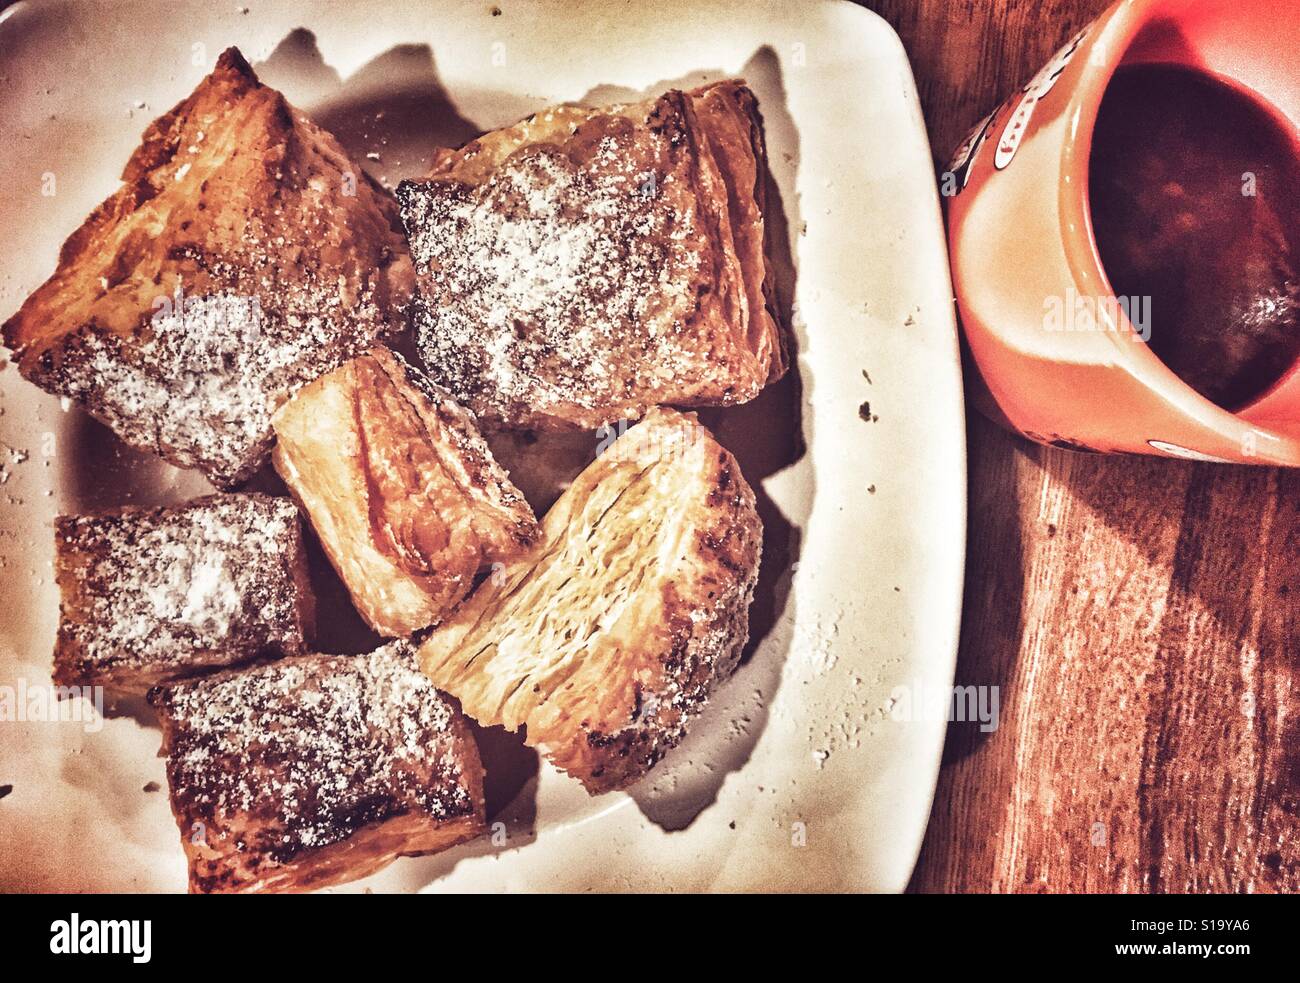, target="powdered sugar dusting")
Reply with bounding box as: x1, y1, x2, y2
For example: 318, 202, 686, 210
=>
54, 493, 308, 687
55, 282, 387, 487
151, 641, 475, 862
398, 112, 708, 428
10, 46, 412, 488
